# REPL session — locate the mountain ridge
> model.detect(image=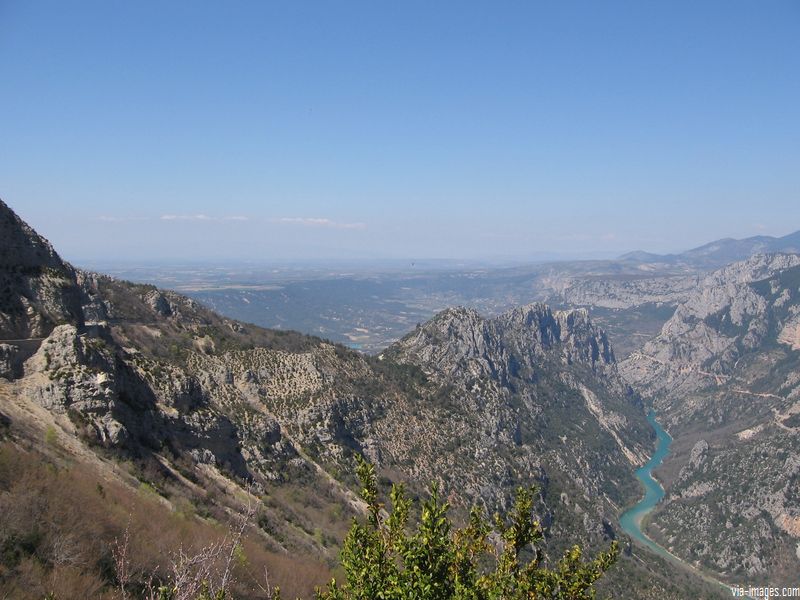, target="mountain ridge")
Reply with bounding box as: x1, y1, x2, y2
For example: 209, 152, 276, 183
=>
618, 230, 800, 268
